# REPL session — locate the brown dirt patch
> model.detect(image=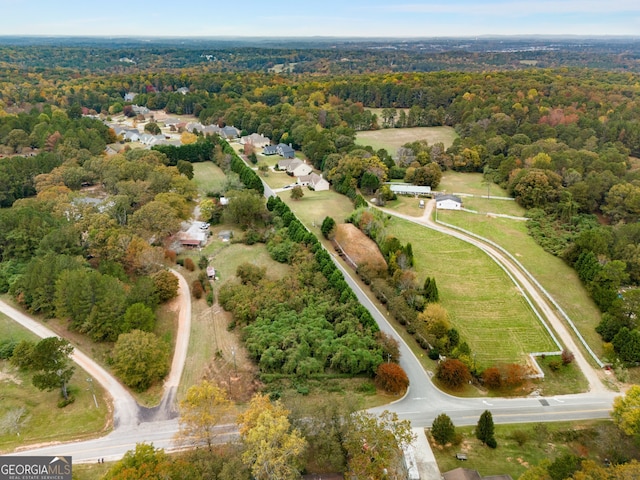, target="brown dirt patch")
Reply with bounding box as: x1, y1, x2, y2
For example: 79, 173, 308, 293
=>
0, 370, 21, 384
334, 224, 386, 271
